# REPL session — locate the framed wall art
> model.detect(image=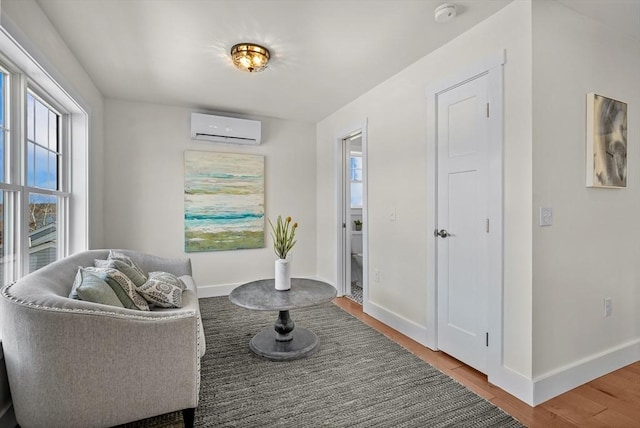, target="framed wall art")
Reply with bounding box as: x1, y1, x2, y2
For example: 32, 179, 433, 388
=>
586, 93, 627, 188
184, 151, 265, 252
